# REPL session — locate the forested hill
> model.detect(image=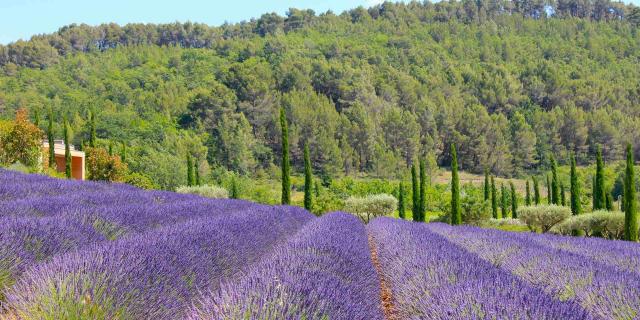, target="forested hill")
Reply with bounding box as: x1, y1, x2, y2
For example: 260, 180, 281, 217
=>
1, 1, 640, 189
